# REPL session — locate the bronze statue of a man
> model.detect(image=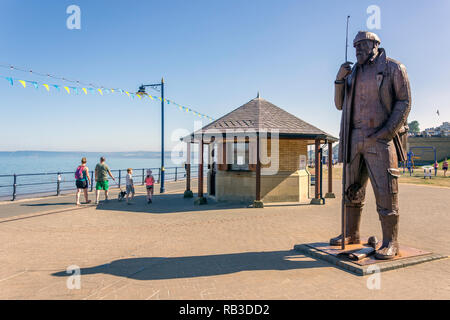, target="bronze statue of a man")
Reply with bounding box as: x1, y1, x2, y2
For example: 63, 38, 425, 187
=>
331, 31, 411, 260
